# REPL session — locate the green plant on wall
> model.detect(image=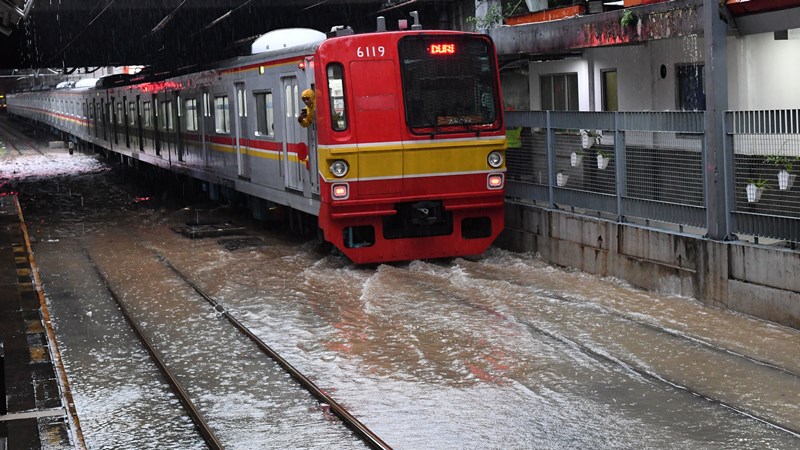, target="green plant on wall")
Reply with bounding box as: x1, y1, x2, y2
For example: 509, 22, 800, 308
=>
620, 9, 636, 28
467, 0, 527, 29
747, 178, 768, 189
765, 154, 798, 172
